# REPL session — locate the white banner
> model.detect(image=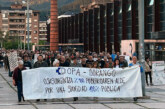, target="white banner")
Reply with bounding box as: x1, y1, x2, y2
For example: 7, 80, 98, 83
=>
22, 66, 142, 100
152, 61, 165, 85
8, 51, 18, 71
